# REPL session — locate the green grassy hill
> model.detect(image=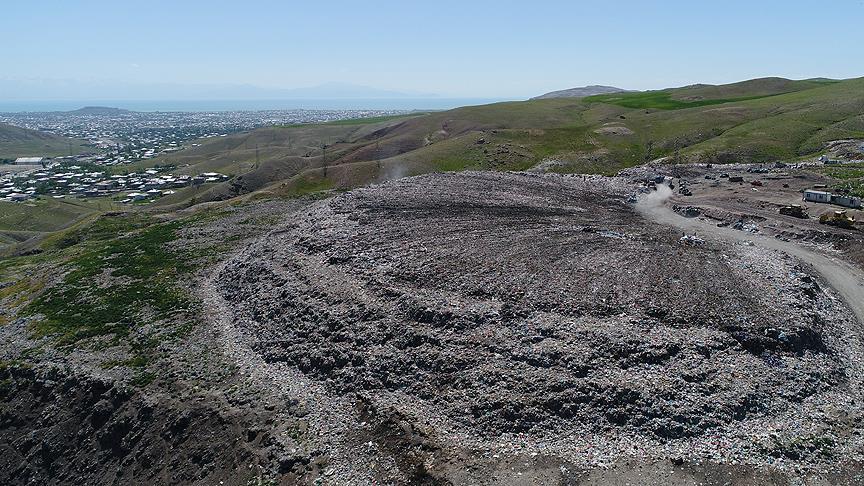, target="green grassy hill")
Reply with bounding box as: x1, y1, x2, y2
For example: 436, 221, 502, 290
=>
5, 75, 861, 246
0, 198, 122, 252
585, 77, 840, 109
0, 123, 92, 160
147, 76, 863, 205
